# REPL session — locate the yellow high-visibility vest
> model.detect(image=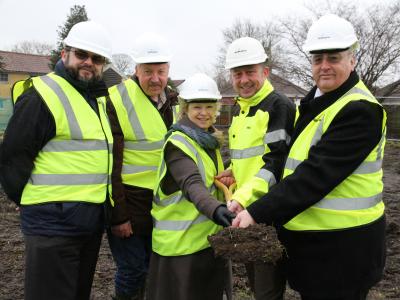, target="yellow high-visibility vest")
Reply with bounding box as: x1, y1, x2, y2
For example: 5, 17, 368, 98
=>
283, 81, 386, 231
230, 80, 290, 207
12, 73, 113, 205
108, 79, 178, 189
152, 131, 224, 256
